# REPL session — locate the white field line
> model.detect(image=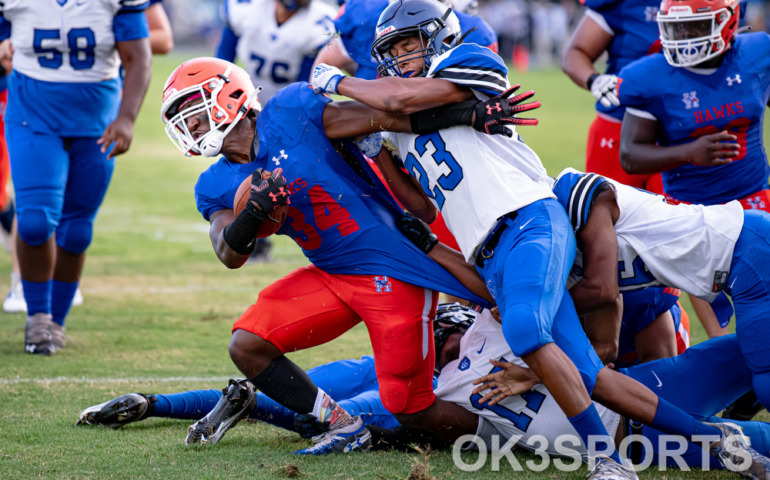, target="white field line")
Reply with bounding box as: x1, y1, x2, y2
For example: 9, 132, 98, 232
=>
0, 375, 234, 385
